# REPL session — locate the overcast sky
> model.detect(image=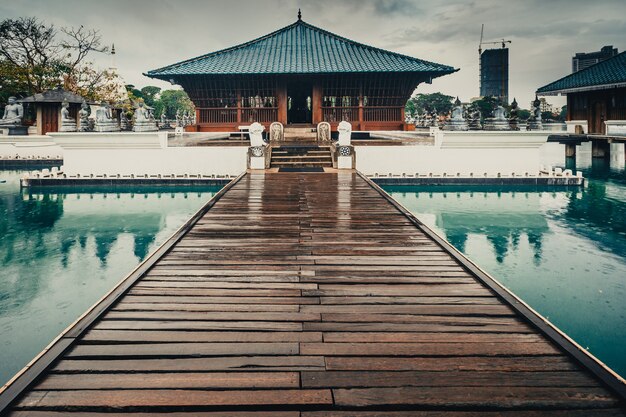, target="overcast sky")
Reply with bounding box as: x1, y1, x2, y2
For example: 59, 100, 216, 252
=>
2, 0, 625, 109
